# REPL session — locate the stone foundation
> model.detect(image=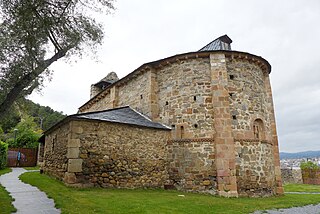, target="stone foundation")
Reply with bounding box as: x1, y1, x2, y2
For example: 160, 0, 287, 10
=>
235, 140, 276, 197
